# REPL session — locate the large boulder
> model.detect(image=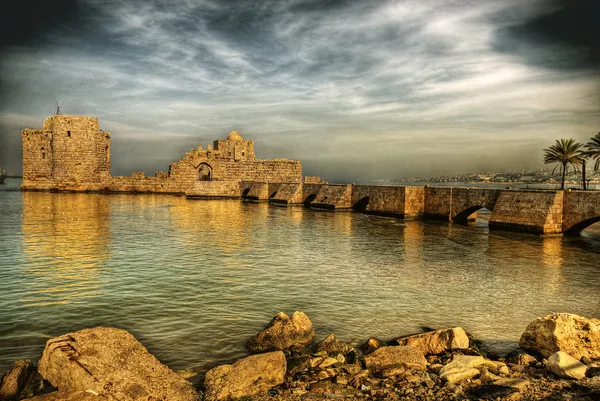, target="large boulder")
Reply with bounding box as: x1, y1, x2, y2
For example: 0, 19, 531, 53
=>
204, 351, 286, 401
38, 327, 198, 401
439, 355, 507, 384
396, 327, 469, 355
0, 360, 32, 400
247, 311, 314, 353
546, 351, 587, 380
520, 313, 600, 359
363, 345, 427, 373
